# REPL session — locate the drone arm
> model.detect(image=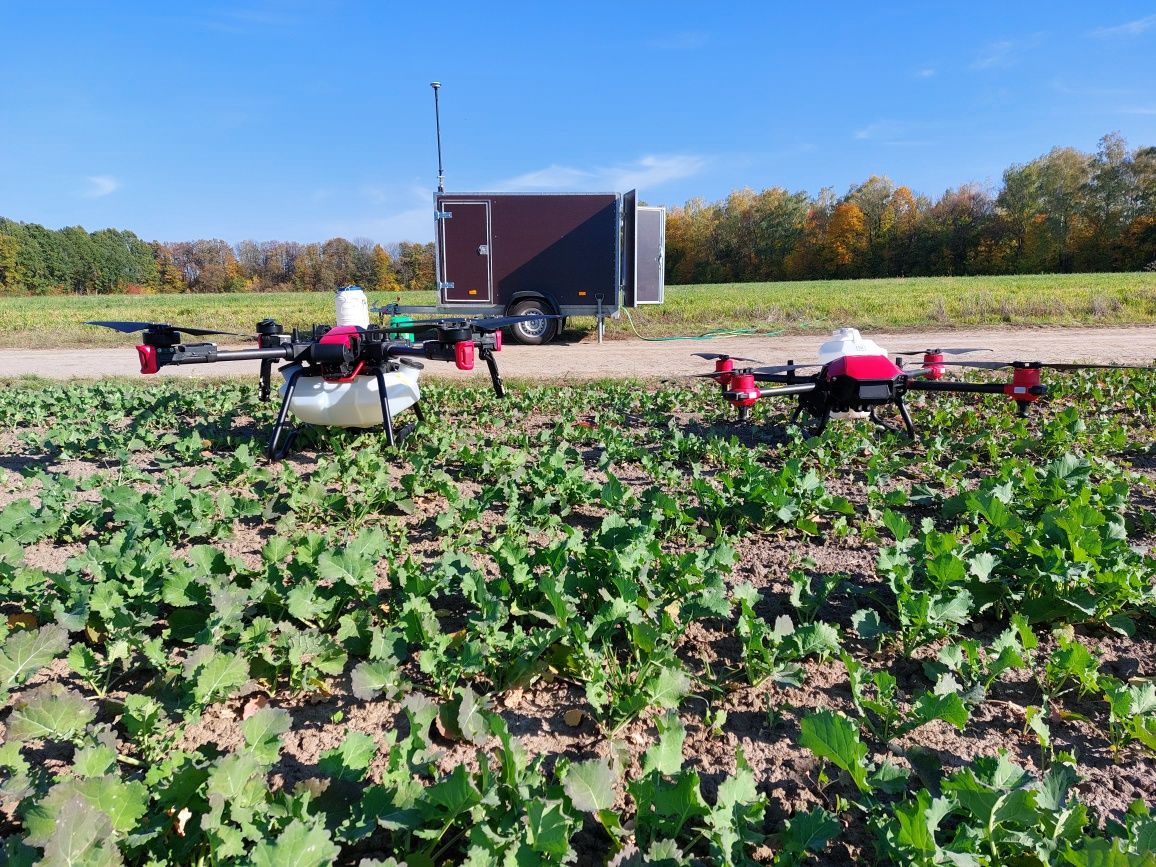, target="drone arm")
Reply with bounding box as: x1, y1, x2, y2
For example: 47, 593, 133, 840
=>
141, 343, 294, 373
906, 379, 1007, 395
726, 382, 817, 401
907, 377, 1047, 417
